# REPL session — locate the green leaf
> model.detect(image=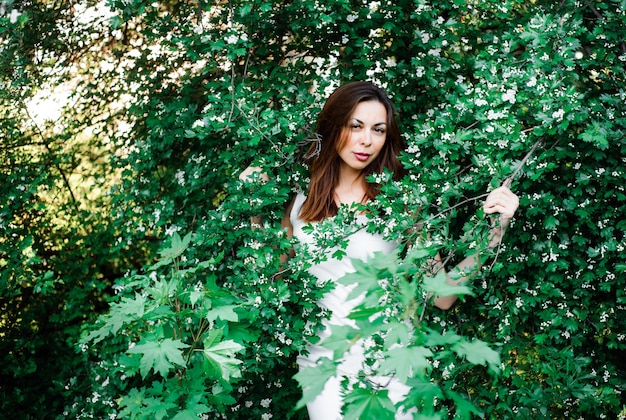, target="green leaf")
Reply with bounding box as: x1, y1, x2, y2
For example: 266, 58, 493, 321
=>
579, 122, 609, 150
202, 335, 244, 381
320, 324, 361, 359
117, 388, 146, 418
453, 339, 500, 374
171, 404, 211, 420
228, 323, 260, 343
397, 277, 418, 306
342, 387, 396, 420
81, 293, 148, 345
339, 264, 381, 300
294, 357, 338, 410
127, 338, 189, 378
382, 320, 411, 350
447, 389, 483, 419
405, 376, 444, 413
206, 304, 239, 323
422, 270, 473, 298
423, 329, 463, 347
158, 231, 192, 260
378, 345, 433, 382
